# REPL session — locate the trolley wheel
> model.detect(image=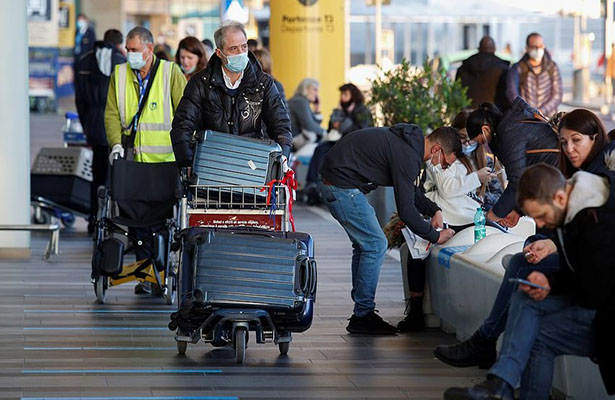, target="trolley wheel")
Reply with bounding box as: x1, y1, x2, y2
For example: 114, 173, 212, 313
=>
33, 211, 49, 225
61, 213, 75, 228
176, 340, 187, 355
94, 276, 107, 304
234, 327, 247, 364
164, 275, 176, 305
278, 342, 290, 355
